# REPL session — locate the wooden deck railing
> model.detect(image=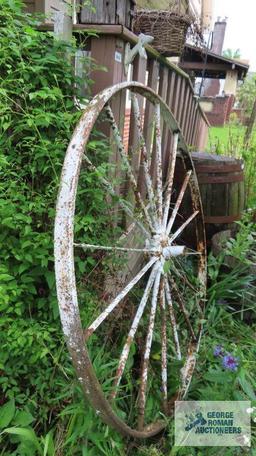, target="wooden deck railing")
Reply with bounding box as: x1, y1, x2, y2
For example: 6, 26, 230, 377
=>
73, 23, 209, 151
